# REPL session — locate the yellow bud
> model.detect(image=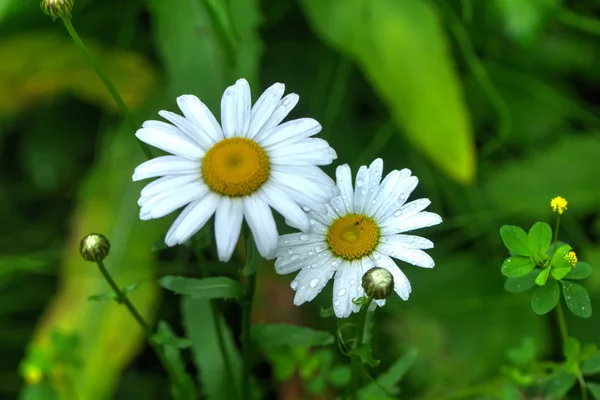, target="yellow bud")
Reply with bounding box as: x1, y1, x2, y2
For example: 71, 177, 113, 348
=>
565, 251, 578, 267
550, 196, 568, 215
